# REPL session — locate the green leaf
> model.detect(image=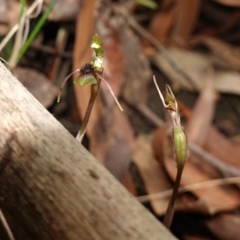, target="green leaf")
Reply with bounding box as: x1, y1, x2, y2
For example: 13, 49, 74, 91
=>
18, 0, 57, 62
73, 74, 97, 87
136, 0, 158, 9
